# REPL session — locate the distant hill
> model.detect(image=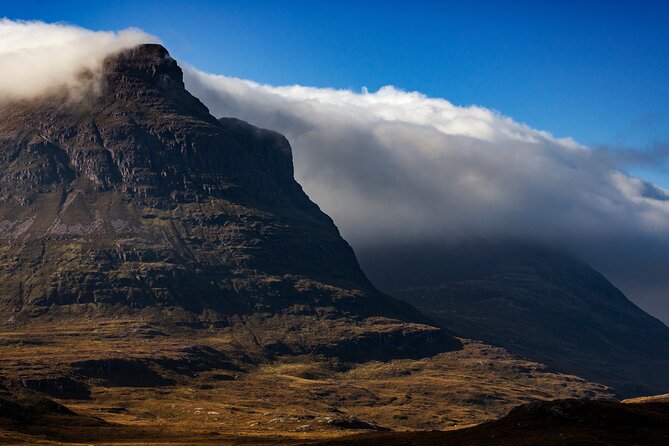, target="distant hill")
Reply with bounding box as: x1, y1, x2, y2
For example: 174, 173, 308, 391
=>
359, 241, 669, 396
